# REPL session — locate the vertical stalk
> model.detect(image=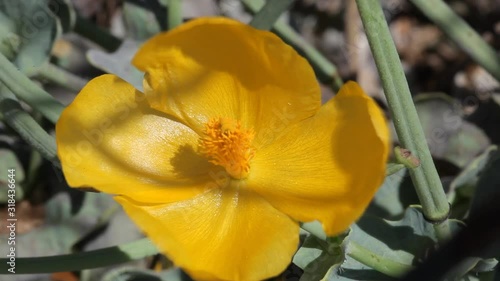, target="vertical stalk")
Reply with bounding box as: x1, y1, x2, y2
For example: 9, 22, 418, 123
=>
355, 0, 450, 229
